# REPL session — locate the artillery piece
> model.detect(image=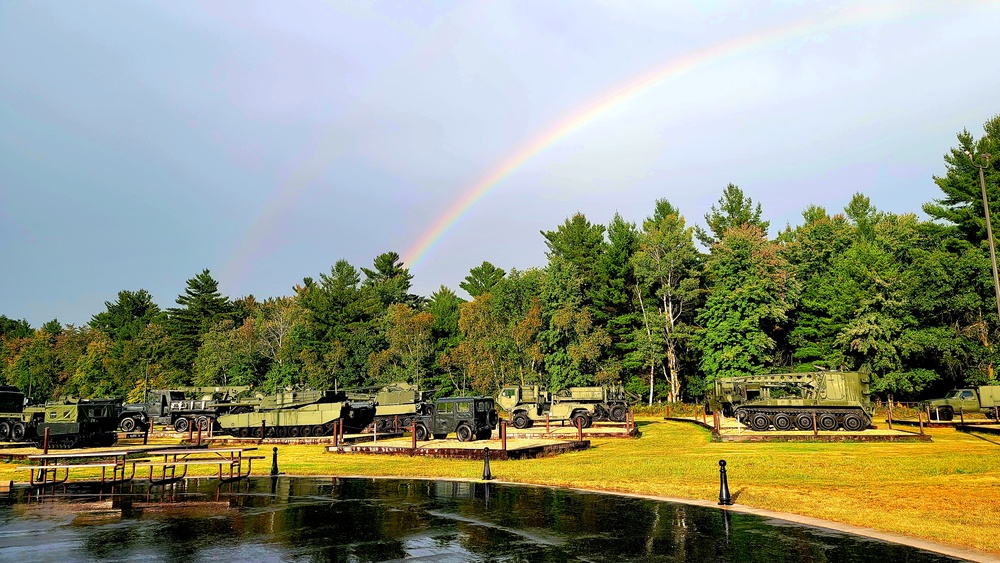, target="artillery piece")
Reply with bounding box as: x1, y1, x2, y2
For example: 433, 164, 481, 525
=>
707, 371, 873, 432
